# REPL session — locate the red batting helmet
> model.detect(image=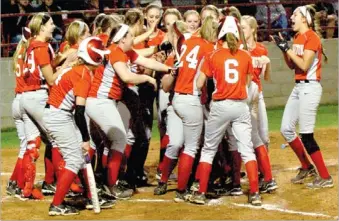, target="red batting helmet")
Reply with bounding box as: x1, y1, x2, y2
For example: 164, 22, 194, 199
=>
77, 37, 110, 66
